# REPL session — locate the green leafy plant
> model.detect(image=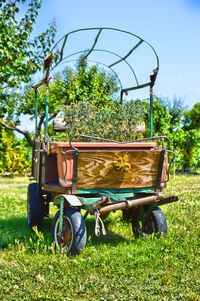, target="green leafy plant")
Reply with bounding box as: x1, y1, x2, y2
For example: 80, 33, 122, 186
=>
62, 100, 146, 141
